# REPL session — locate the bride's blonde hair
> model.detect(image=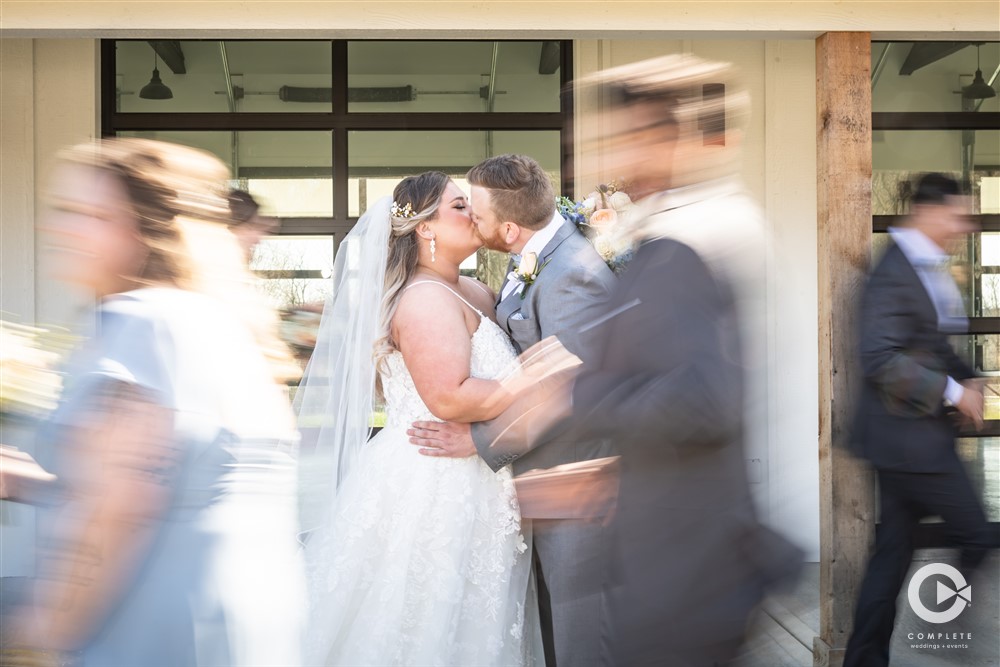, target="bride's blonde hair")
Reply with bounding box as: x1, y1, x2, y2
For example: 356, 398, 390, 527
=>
372, 171, 450, 394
